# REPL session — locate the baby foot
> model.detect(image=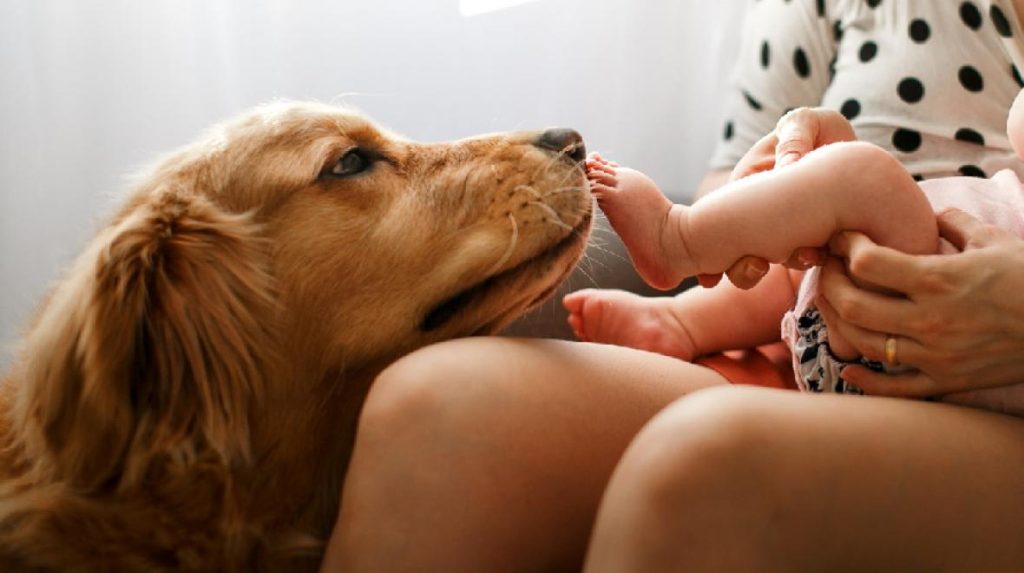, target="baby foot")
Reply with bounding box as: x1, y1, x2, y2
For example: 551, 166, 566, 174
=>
586, 153, 695, 290
563, 289, 698, 361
